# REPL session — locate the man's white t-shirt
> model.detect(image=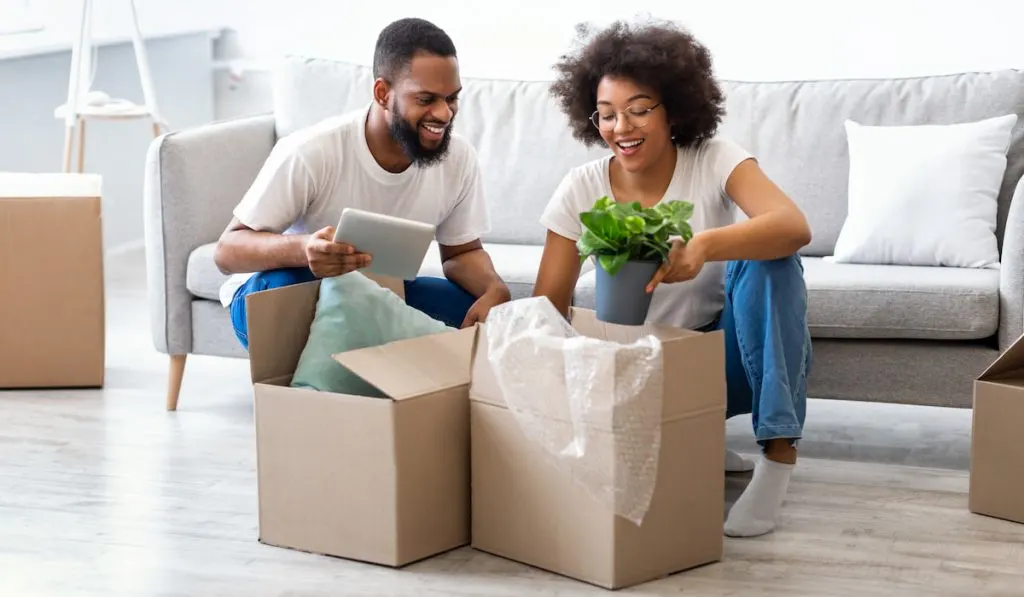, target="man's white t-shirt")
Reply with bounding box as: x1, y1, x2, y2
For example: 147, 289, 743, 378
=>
539, 138, 753, 330
218, 104, 491, 306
